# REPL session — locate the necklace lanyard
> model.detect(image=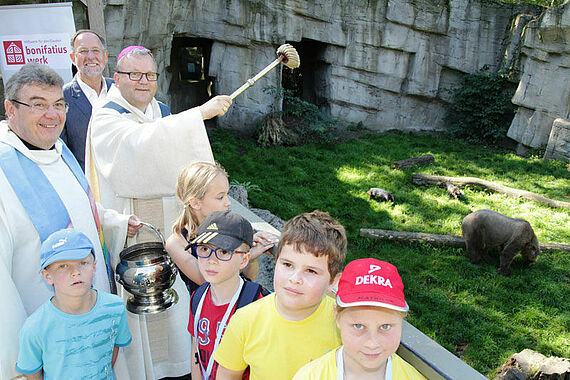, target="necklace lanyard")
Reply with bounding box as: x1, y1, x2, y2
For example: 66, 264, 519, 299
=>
336, 346, 344, 380
193, 277, 244, 380
336, 345, 393, 380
